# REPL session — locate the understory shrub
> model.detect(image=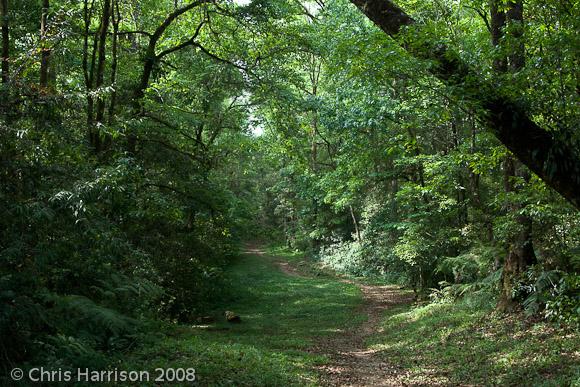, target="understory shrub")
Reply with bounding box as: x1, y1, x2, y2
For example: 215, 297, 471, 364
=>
515, 266, 580, 325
